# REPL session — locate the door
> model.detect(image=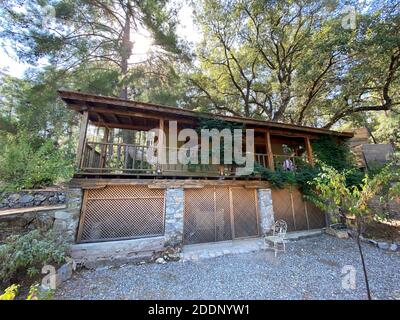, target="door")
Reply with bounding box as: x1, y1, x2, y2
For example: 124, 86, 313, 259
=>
271, 187, 326, 232
77, 186, 165, 243
184, 186, 259, 245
